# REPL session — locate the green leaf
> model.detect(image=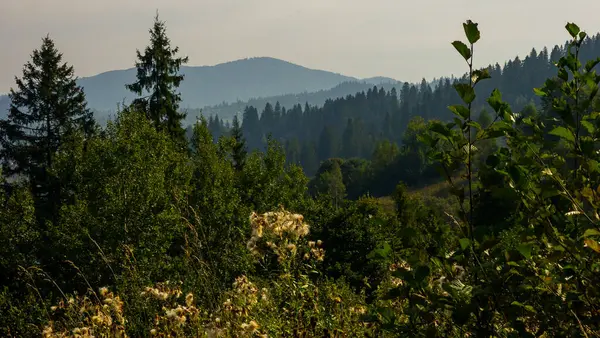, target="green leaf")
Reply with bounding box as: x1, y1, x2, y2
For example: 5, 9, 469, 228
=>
549, 126, 575, 143
452, 41, 471, 61
579, 31, 587, 40
368, 242, 392, 260
472, 68, 491, 85
524, 305, 537, 313
487, 89, 503, 112
588, 160, 600, 173
517, 243, 533, 260
581, 120, 596, 134
508, 165, 524, 186
454, 83, 476, 104
533, 87, 547, 97
583, 228, 600, 238
584, 239, 600, 253
463, 20, 480, 44
558, 67, 569, 81
459, 238, 471, 250
585, 58, 600, 72
467, 120, 482, 130
566, 23, 581, 38
448, 105, 470, 119
429, 121, 452, 139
